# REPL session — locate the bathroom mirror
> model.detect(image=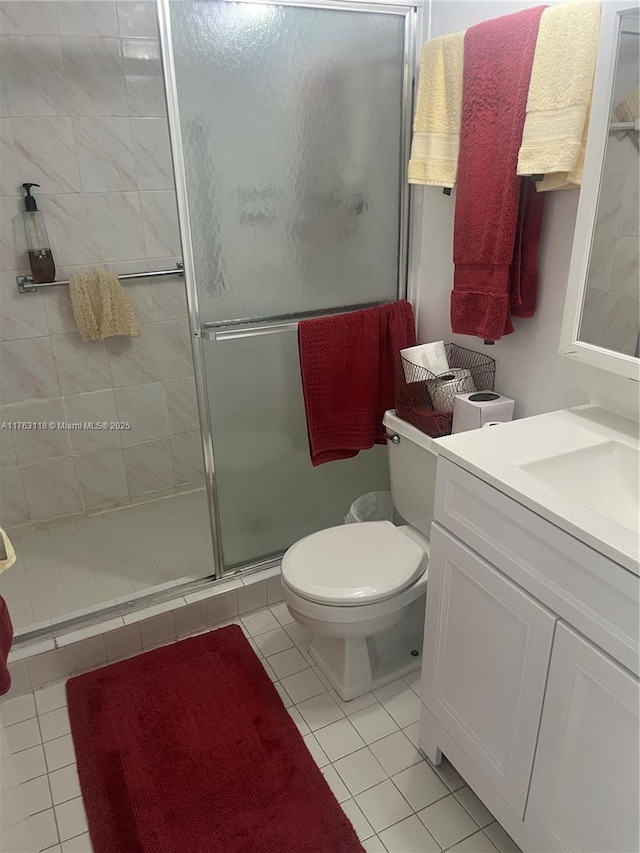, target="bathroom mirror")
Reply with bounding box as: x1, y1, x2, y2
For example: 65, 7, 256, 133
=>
560, 1, 640, 381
